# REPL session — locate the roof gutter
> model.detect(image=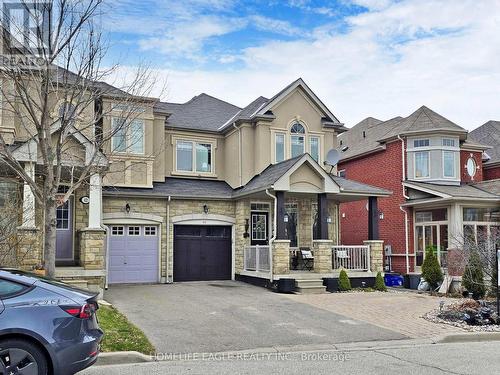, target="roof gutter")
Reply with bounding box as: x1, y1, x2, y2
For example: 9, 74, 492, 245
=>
398, 134, 410, 274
